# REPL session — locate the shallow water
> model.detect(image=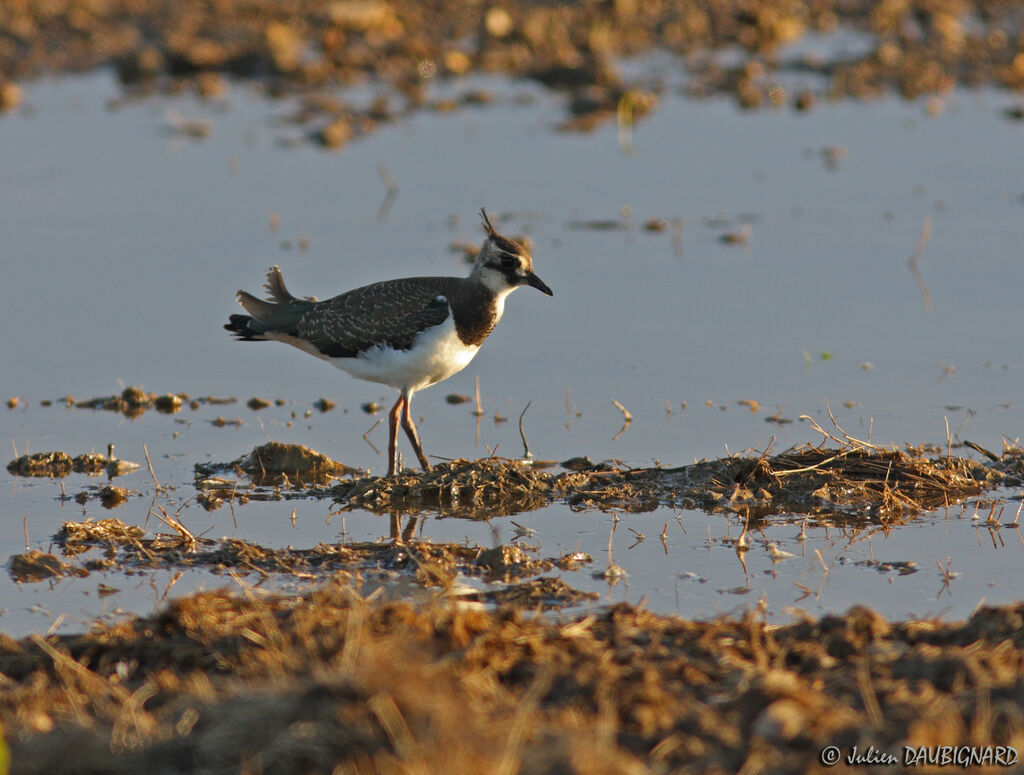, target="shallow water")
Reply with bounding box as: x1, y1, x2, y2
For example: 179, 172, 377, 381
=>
2, 70, 1024, 635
